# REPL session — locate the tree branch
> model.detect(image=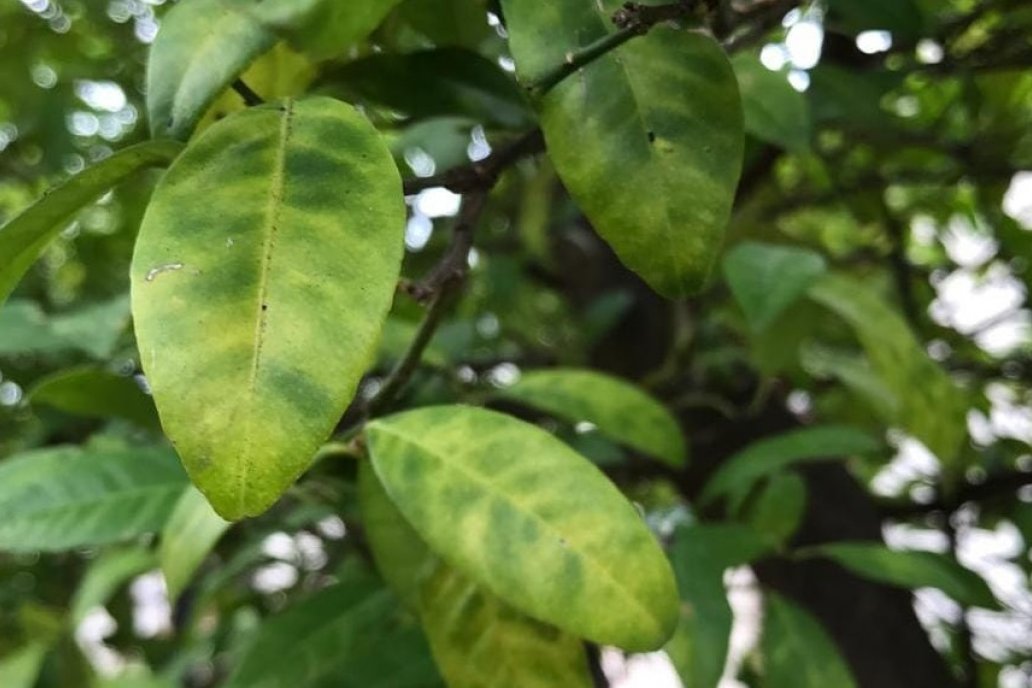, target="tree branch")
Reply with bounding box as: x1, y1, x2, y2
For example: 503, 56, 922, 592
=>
403, 129, 544, 195
880, 470, 1032, 518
